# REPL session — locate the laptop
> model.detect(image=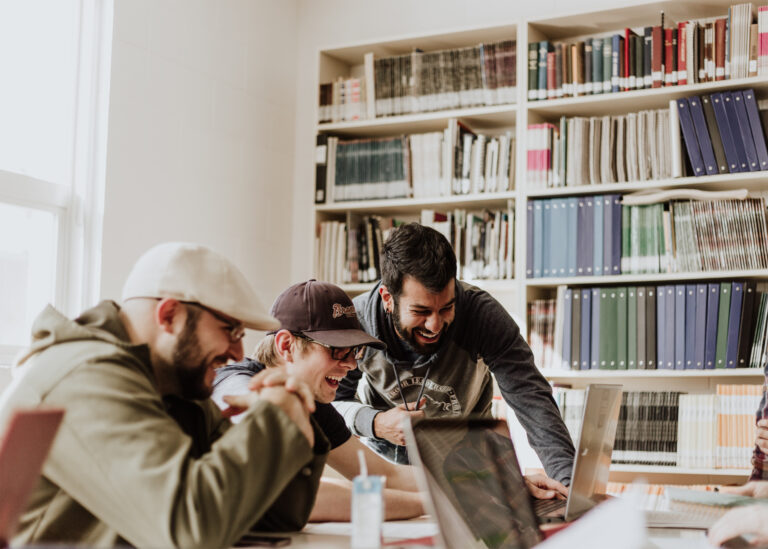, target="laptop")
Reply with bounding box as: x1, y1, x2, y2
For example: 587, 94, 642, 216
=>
404, 416, 543, 549
0, 408, 64, 548
533, 383, 623, 523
